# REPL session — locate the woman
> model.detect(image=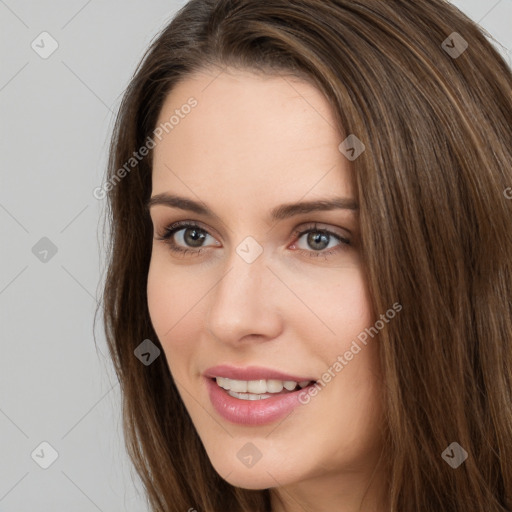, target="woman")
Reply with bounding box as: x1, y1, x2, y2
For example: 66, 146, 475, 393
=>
98, 0, 512, 510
